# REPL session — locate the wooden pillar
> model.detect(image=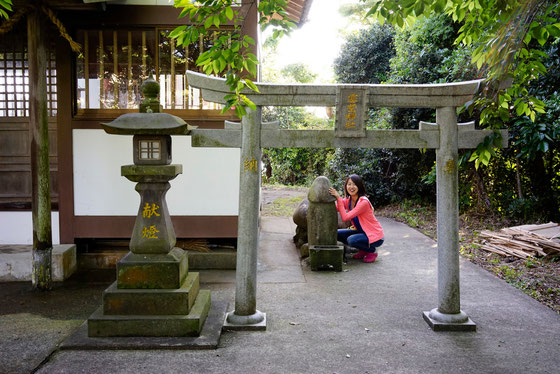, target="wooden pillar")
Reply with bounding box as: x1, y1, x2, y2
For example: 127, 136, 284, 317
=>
28, 10, 52, 290
56, 33, 75, 245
